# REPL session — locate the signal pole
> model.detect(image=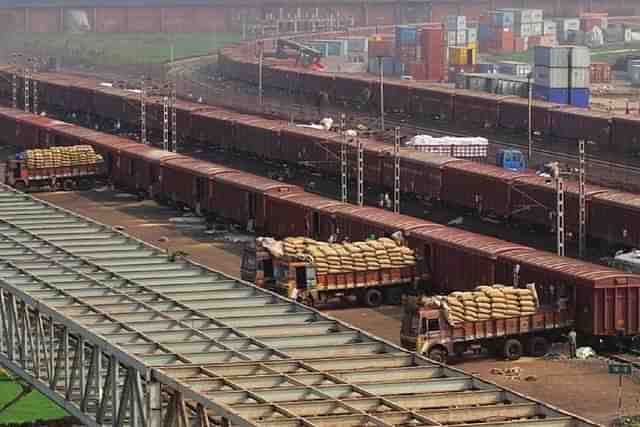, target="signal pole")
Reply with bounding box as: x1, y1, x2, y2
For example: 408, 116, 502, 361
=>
550, 162, 565, 257
12, 72, 17, 109
578, 140, 586, 258
23, 66, 30, 113
394, 127, 400, 213
378, 56, 385, 131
